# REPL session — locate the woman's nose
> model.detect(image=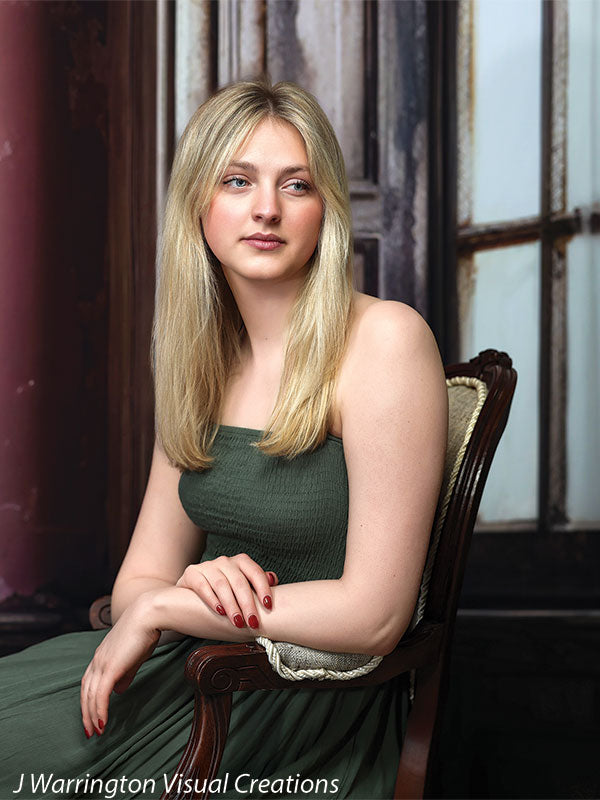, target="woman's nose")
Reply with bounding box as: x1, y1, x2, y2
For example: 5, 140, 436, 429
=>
251, 185, 281, 224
